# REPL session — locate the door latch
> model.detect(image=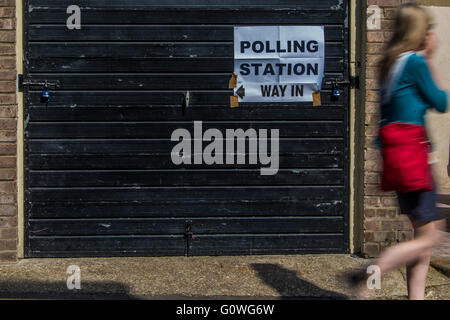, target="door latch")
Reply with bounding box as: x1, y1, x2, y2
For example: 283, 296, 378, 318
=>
181, 91, 190, 115
18, 75, 60, 92
184, 220, 194, 256
323, 76, 359, 89
323, 76, 359, 102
